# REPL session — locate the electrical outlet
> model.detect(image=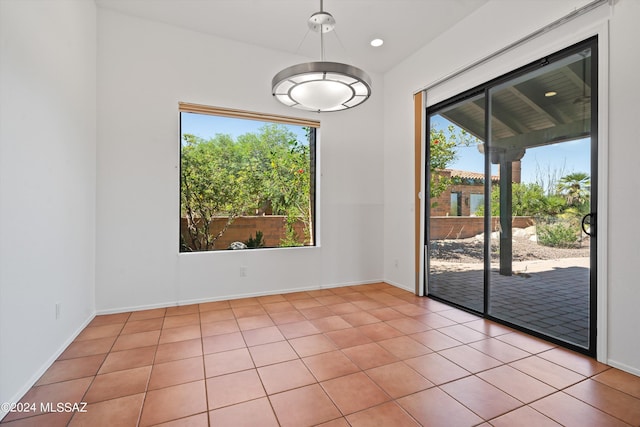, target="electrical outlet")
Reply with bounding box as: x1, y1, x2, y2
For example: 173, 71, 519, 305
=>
240, 266, 248, 277
394, 259, 399, 268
